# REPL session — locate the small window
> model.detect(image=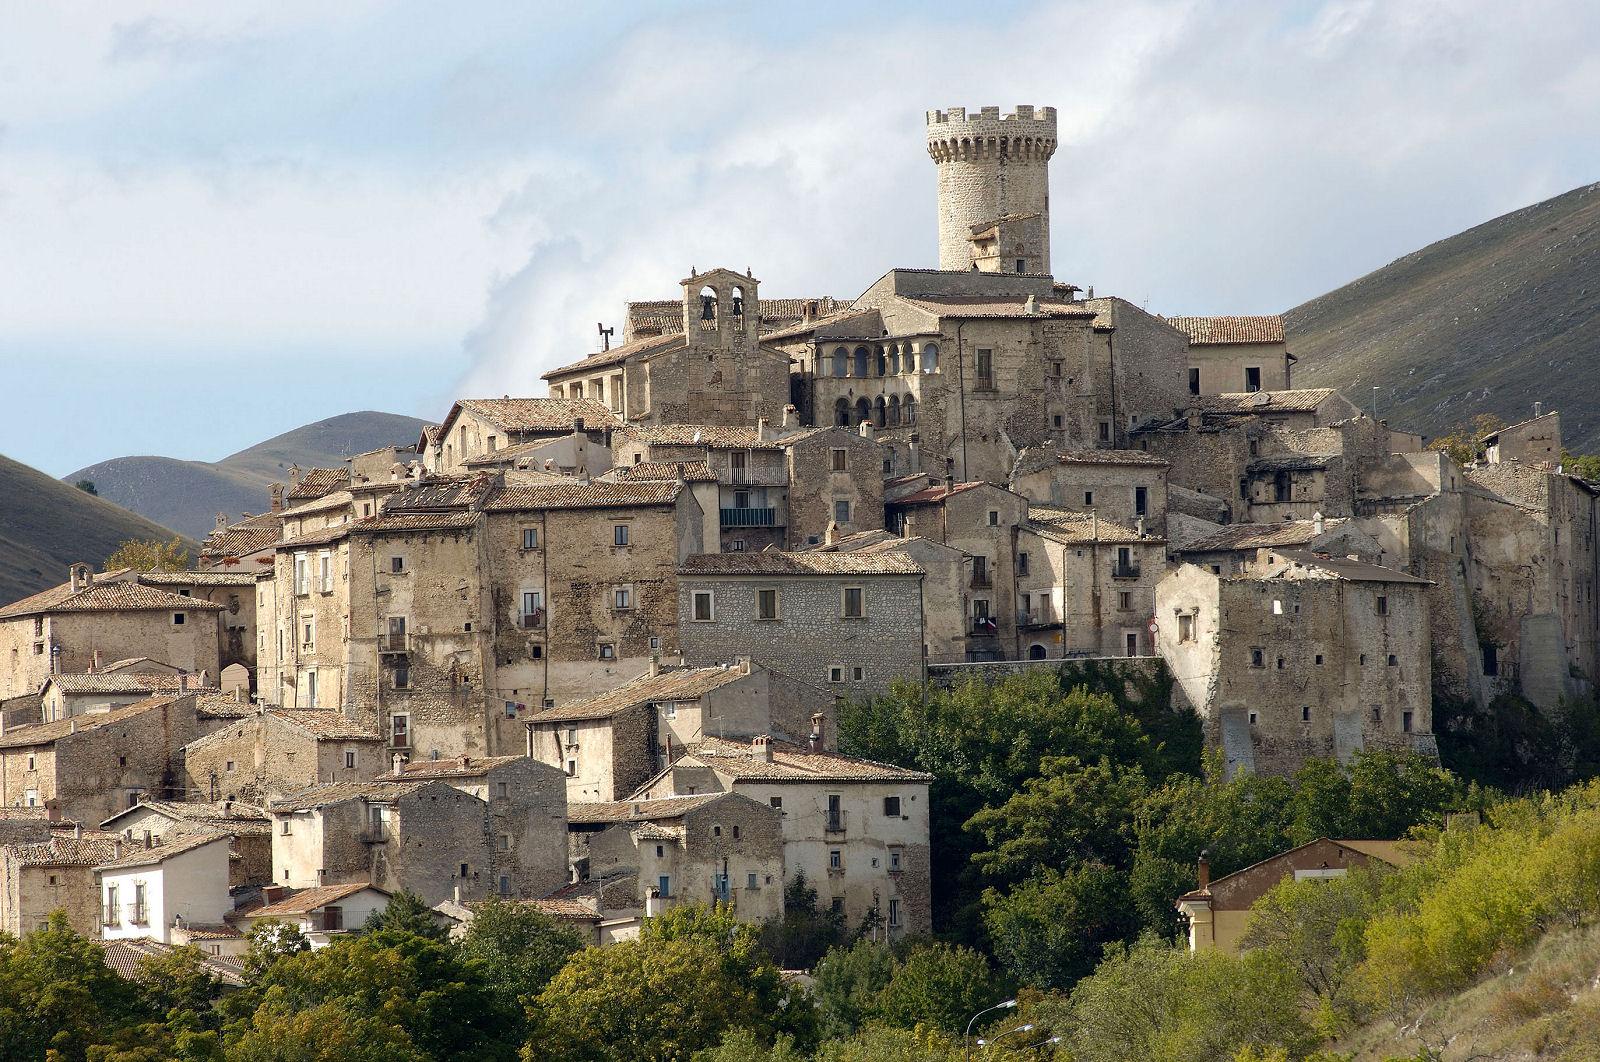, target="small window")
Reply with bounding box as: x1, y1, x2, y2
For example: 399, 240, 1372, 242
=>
1371, 706, 1382, 724
344, 750, 357, 769
1248, 711, 1259, 726
1178, 613, 1195, 642
225, 760, 234, 772
498, 834, 510, 851
1388, 653, 1398, 667
757, 588, 779, 621
1098, 421, 1111, 442
852, 666, 864, 682
1084, 490, 1094, 506
1315, 653, 1324, 666
987, 510, 999, 526
712, 824, 722, 837
1118, 591, 1132, 611
1017, 552, 1030, 576
613, 587, 632, 610
831, 449, 847, 472
692, 591, 715, 622
1135, 486, 1148, 516
883, 796, 901, 817
391, 556, 405, 574
565, 760, 576, 776
172, 612, 186, 626
1245, 366, 1262, 392
1402, 710, 1414, 733
1272, 599, 1283, 615
769, 796, 783, 810
841, 586, 864, 619
496, 781, 508, 799
828, 666, 844, 683
1188, 366, 1200, 395
522, 528, 539, 550
613, 524, 630, 547
1301, 706, 1311, 722
281, 819, 292, 836
459, 863, 470, 878
834, 499, 851, 524
598, 643, 615, 660
1377, 595, 1388, 616
829, 850, 842, 869
1250, 647, 1265, 668
1360, 654, 1368, 666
